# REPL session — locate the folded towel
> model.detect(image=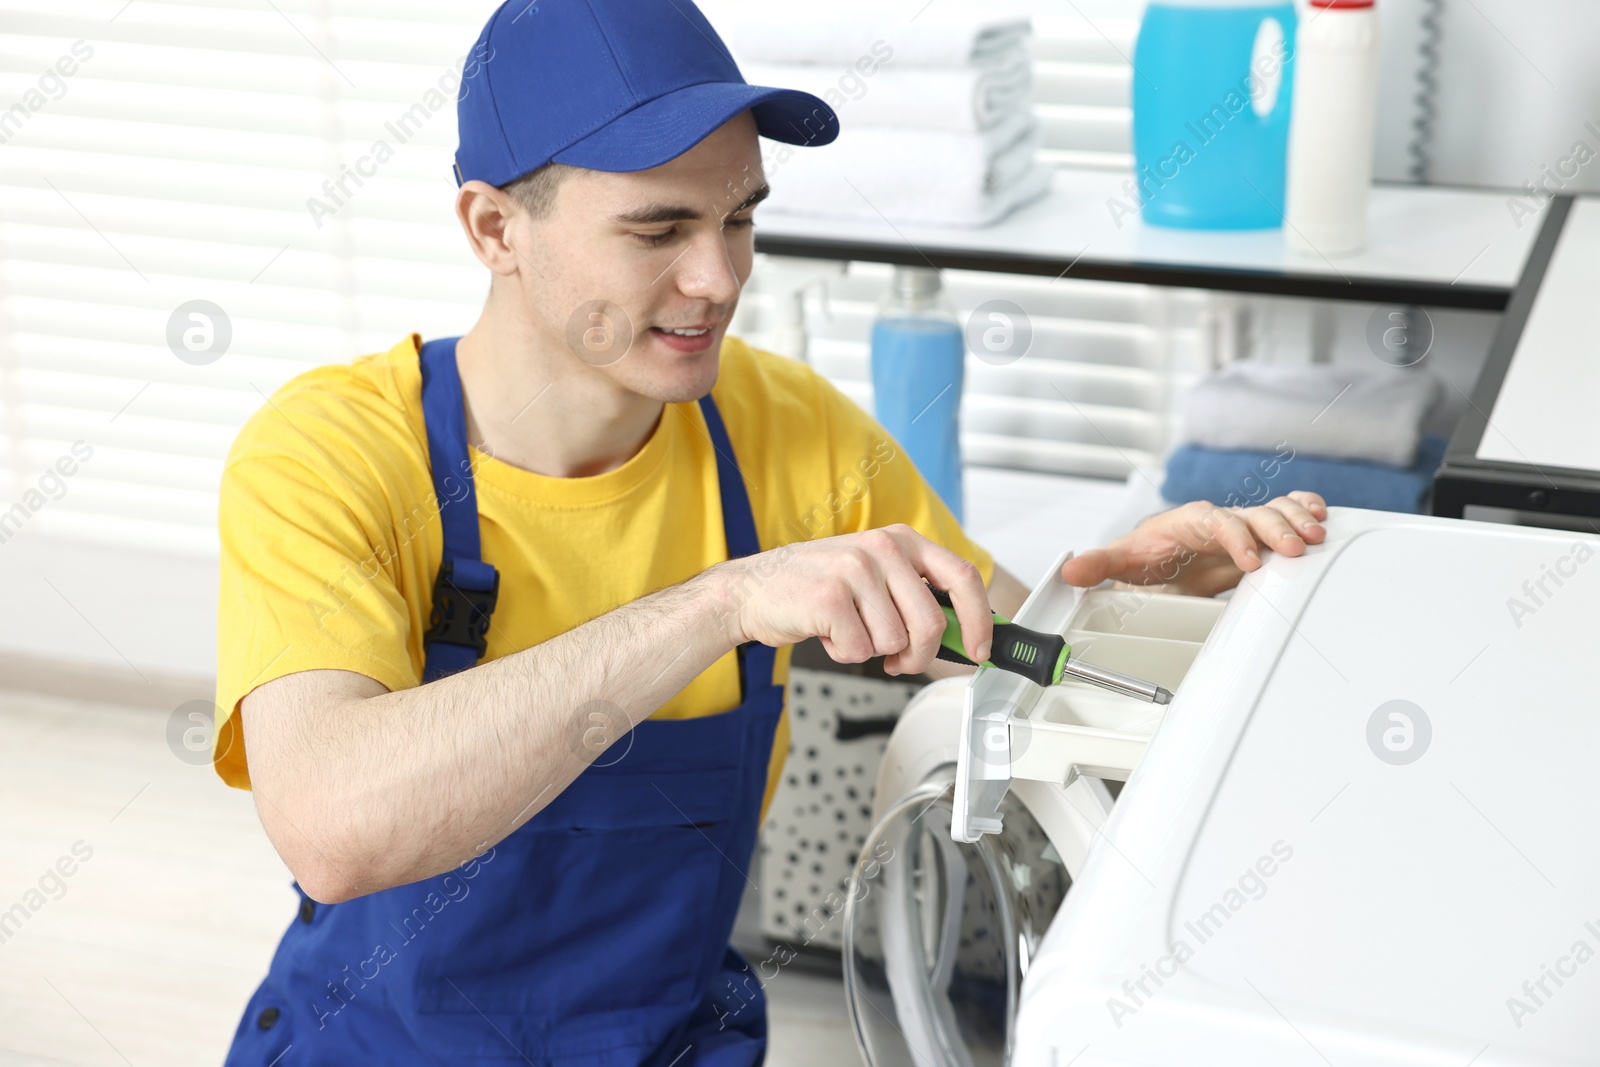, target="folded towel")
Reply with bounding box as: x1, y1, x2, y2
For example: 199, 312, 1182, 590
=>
762, 111, 1052, 227
1160, 435, 1449, 516
742, 45, 1033, 133
1181, 363, 1443, 468
710, 2, 1032, 67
